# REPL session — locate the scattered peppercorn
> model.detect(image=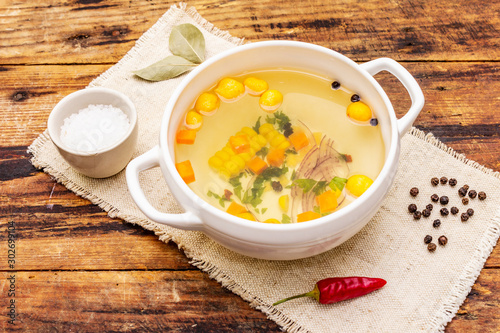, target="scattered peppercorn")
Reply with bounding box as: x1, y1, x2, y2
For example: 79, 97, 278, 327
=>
271, 181, 283, 192
351, 94, 360, 102
424, 235, 433, 244
440, 177, 448, 185
283, 122, 294, 138
468, 190, 477, 199
331, 81, 341, 90
433, 219, 441, 228
478, 191, 487, 200
439, 196, 449, 205
410, 187, 419, 197
450, 206, 459, 215
408, 203, 417, 213
426, 204, 433, 211
427, 243, 437, 252
467, 208, 474, 217
370, 118, 378, 126
458, 187, 467, 197
448, 178, 457, 187
461, 213, 469, 222
422, 209, 431, 217
431, 194, 439, 202
431, 177, 439, 186
413, 211, 422, 220
440, 208, 449, 216
463, 185, 470, 191
462, 197, 469, 205
438, 235, 448, 246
